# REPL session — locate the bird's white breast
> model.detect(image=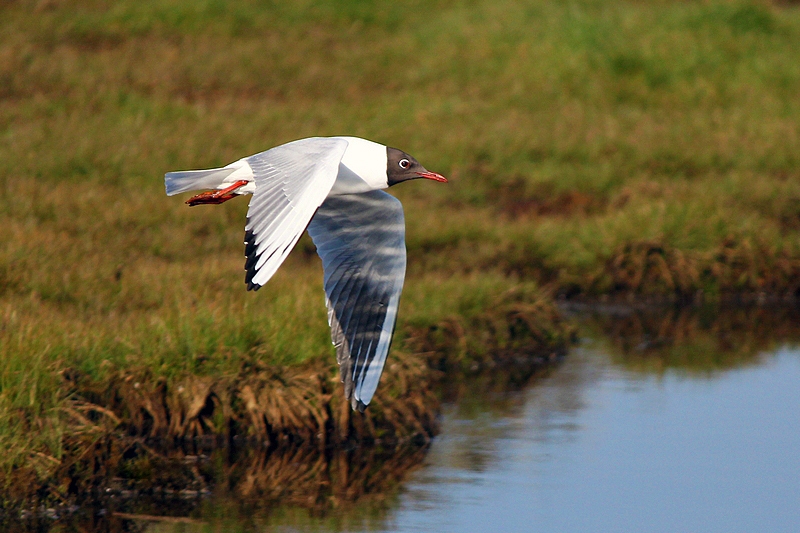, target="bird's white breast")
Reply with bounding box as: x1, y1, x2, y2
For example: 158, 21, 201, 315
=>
329, 137, 388, 195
